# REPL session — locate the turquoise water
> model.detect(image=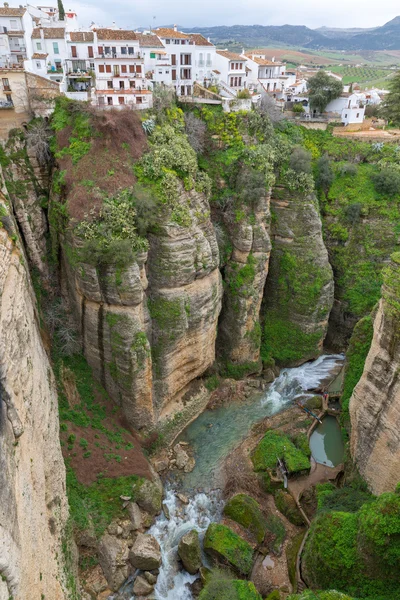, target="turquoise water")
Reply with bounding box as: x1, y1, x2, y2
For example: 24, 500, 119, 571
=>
178, 354, 344, 491
309, 415, 344, 467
